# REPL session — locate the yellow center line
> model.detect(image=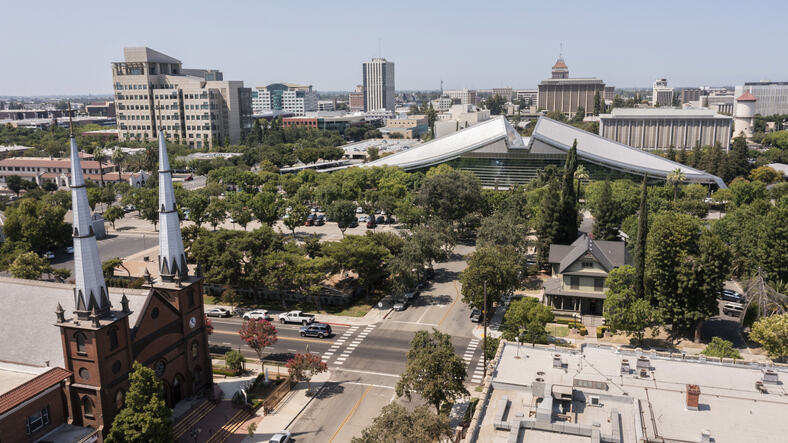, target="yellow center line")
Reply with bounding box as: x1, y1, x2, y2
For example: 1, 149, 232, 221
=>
438, 280, 462, 326
329, 385, 371, 443
212, 330, 330, 344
